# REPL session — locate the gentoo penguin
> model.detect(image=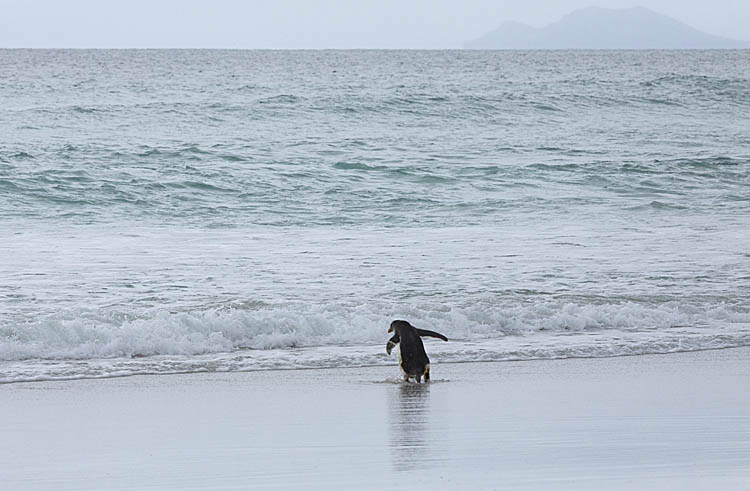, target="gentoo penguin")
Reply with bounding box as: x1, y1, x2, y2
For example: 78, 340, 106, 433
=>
386, 320, 448, 383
